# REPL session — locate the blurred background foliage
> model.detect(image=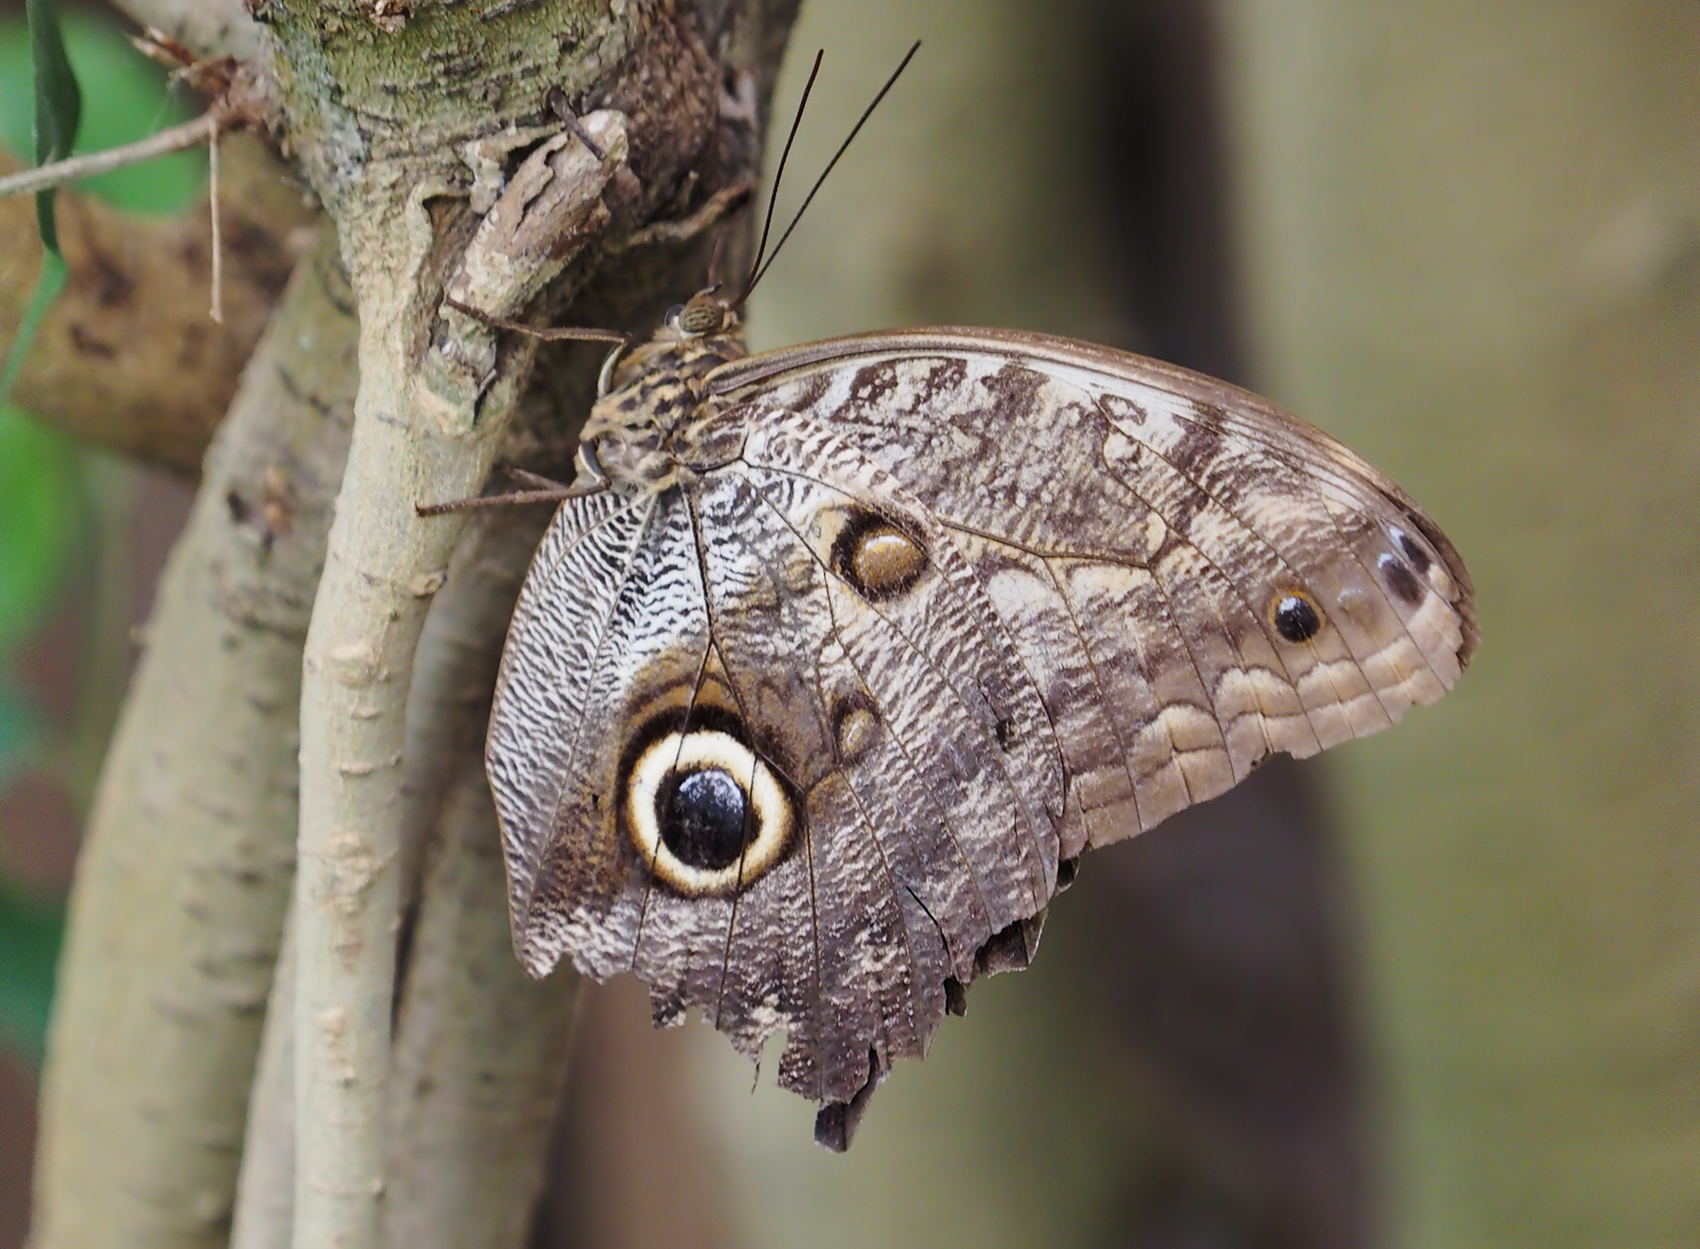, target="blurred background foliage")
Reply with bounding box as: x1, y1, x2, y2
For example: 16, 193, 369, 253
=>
0, 3, 205, 1214
4, 1, 1698, 1248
